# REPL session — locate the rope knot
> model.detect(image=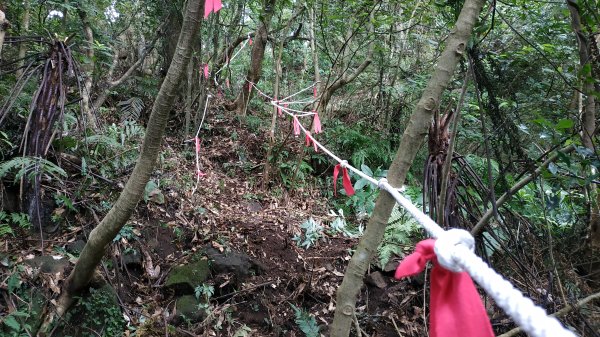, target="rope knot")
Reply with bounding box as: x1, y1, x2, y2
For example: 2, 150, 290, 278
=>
434, 228, 474, 272
377, 178, 388, 189
340, 160, 348, 169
